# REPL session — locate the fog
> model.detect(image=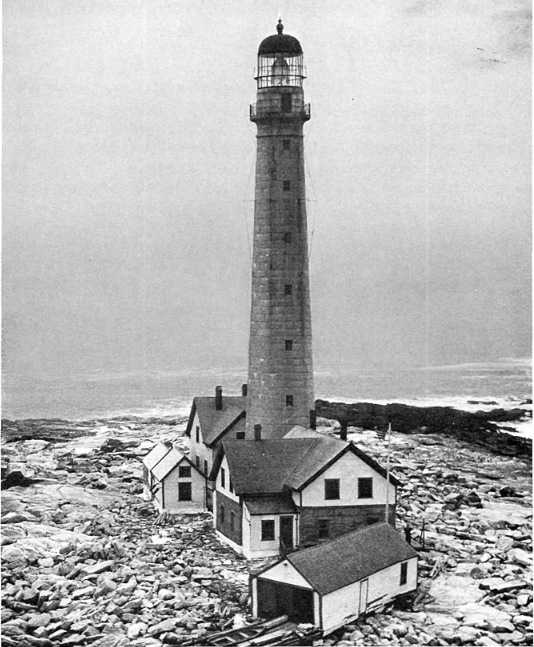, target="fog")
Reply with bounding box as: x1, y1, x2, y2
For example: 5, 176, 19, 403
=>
3, 0, 531, 381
